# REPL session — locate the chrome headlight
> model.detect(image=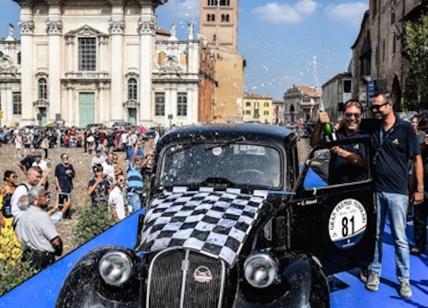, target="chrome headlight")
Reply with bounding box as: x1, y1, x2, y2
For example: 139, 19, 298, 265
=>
99, 251, 133, 287
244, 253, 279, 288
